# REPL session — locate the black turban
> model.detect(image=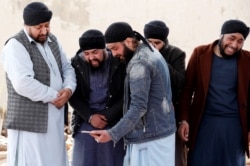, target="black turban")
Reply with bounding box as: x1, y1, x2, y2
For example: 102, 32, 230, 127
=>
221, 19, 249, 39
23, 2, 52, 26
79, 29, 105, 51
144, 20, 169, 42
104, 22, 134, 43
